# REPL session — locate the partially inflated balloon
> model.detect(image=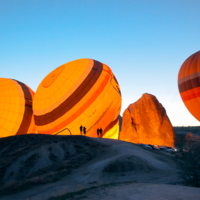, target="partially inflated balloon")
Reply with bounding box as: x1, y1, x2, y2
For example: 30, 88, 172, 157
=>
178, 51, 200, 121
33, 59, 121, 138
0, 78, 36, 137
